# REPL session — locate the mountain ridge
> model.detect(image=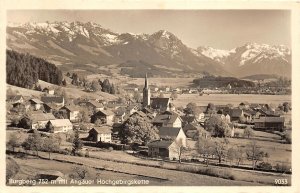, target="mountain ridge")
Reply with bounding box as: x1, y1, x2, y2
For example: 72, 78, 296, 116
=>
7, 21, 291, 78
